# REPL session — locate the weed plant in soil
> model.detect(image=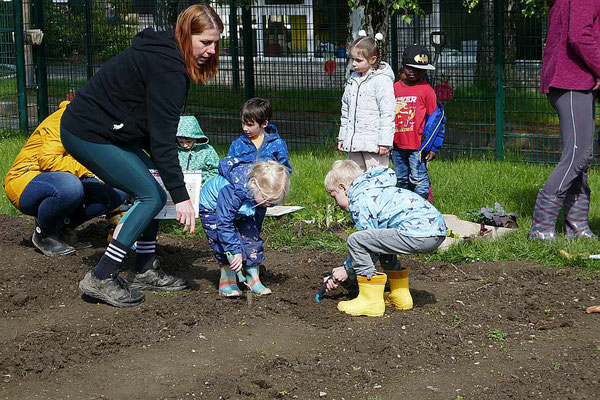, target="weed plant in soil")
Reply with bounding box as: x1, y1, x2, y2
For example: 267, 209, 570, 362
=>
1, 138, 599, 270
